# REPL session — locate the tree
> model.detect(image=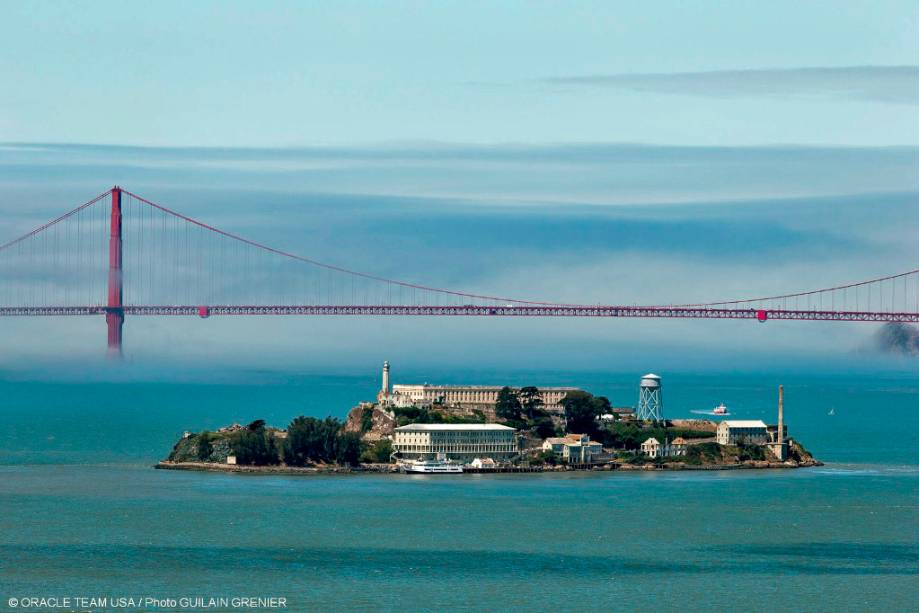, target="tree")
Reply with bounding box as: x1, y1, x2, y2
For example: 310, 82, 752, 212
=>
230, 424, 279, 465
285, 416, 342, 465
599, 422, 642, 450
561, 391, 604, 434
531, 415, 559, 439
593, 395, 612, 416
336, 432, 363, 466
246, 419, 266, 431
495, 387, 522, 422
518, 386, 544, 420
284, 416, 367, 466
